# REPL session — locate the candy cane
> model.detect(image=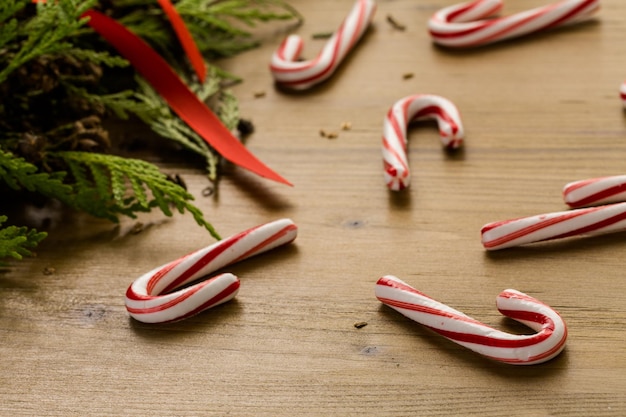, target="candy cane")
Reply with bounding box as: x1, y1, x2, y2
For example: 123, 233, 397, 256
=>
125, 218, 298, 323
481, 202, 626, 250
269, 0, 376, 90
382, 94, 464, 191
428, 0, 600, 48
375, 275, 567, 365
563, 175, 626, 208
